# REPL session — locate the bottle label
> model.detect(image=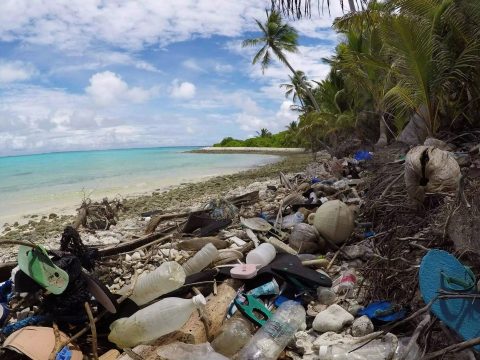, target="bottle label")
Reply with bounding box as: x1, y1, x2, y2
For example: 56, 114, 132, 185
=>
263, 320, 294, 344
